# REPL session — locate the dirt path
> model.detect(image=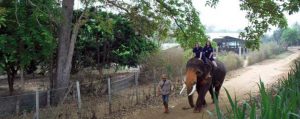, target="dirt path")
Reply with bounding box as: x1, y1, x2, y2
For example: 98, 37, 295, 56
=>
124, 47, 300, 119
